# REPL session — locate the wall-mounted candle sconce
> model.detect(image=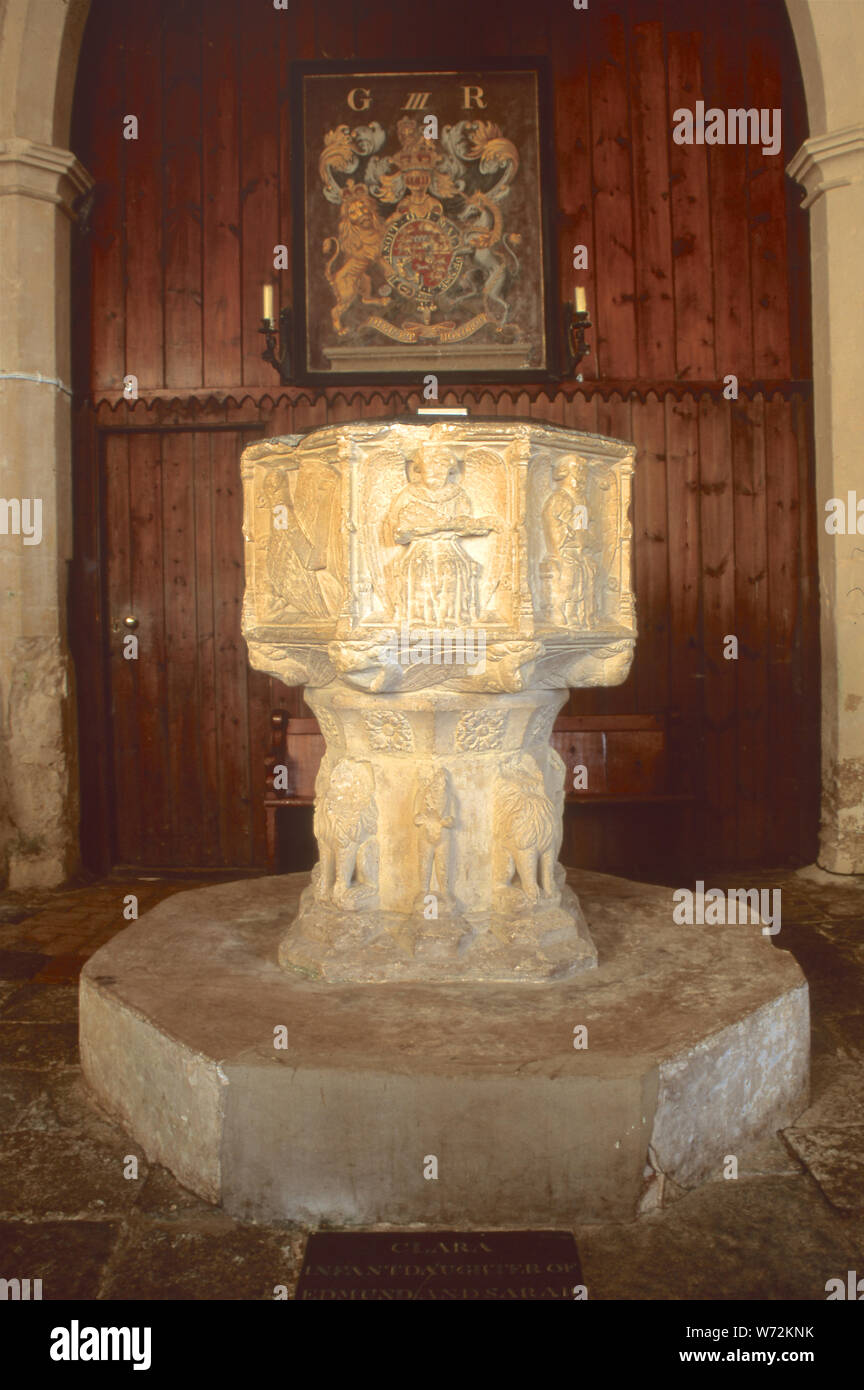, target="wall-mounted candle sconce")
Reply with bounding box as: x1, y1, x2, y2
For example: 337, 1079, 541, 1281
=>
260, 283, 292, 384
564, 286, 592, 376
